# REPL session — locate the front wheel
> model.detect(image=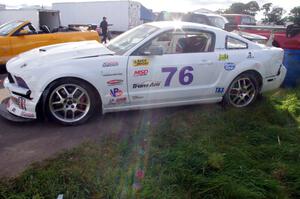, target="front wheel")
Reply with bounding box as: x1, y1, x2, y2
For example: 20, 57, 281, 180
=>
45, 78, 98, 125
223, 73, 259, 108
